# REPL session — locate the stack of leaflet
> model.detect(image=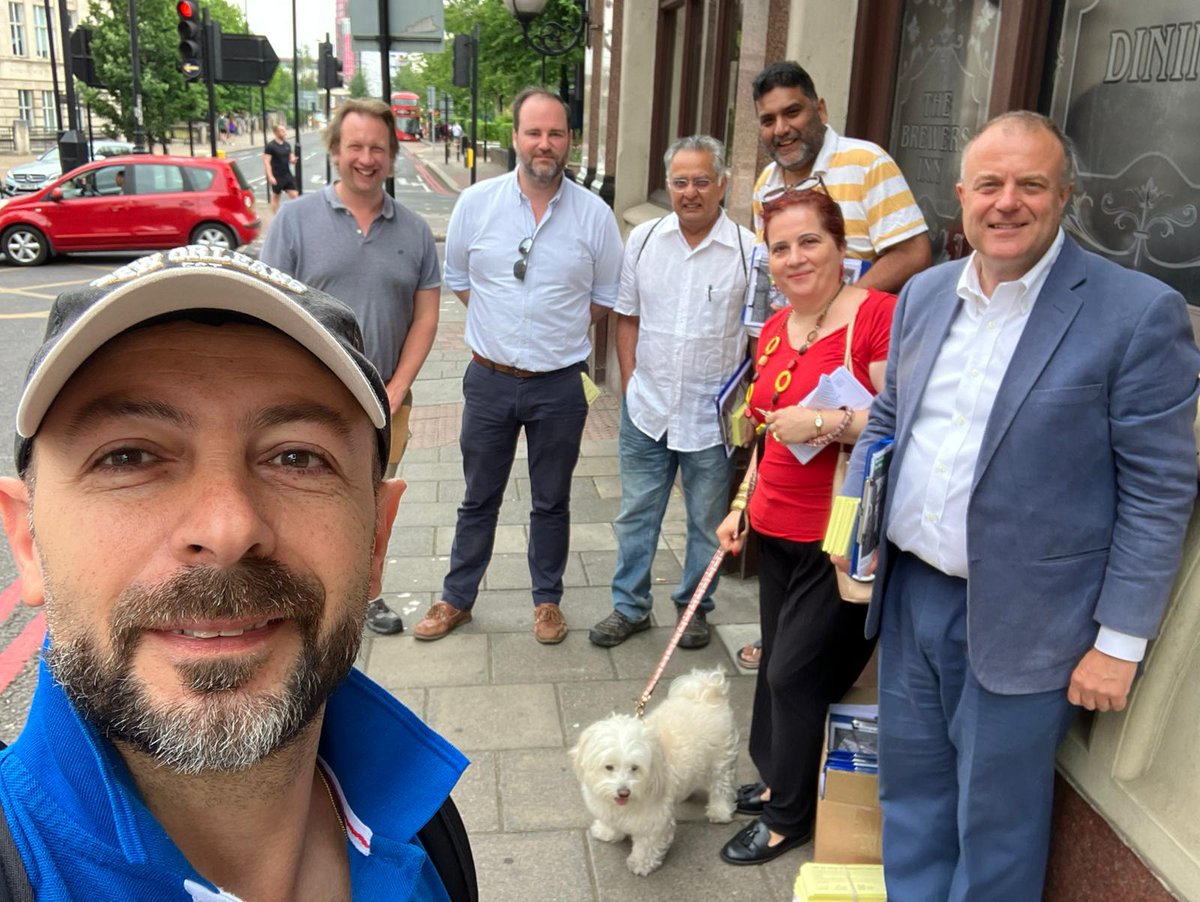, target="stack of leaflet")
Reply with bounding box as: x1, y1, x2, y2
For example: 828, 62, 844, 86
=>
788, 366, 874, 465
823, 700, 879, 780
